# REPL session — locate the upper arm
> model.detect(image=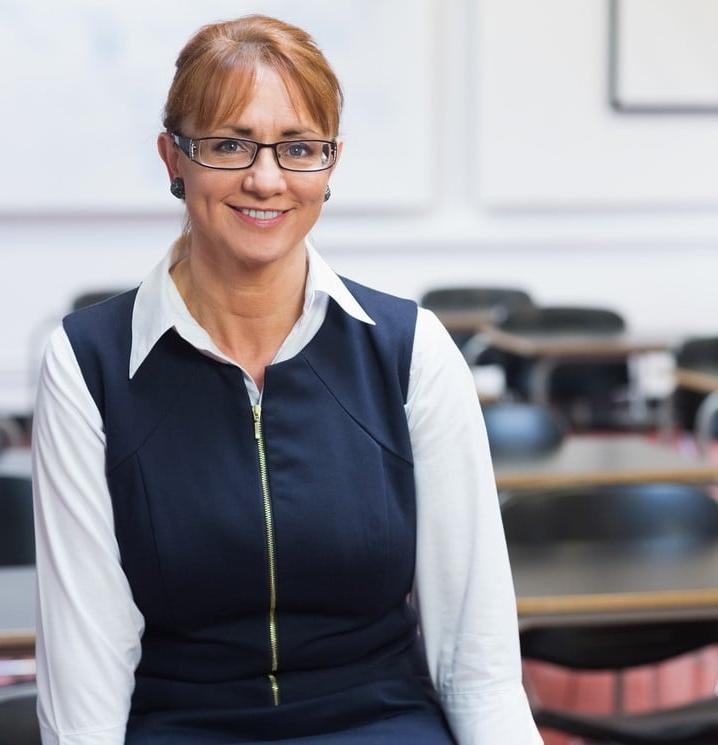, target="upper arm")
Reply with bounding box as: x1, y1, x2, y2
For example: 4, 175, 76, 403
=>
406, 308, 518, 689
32, 325, 144, 743
404, 309, 542, 743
